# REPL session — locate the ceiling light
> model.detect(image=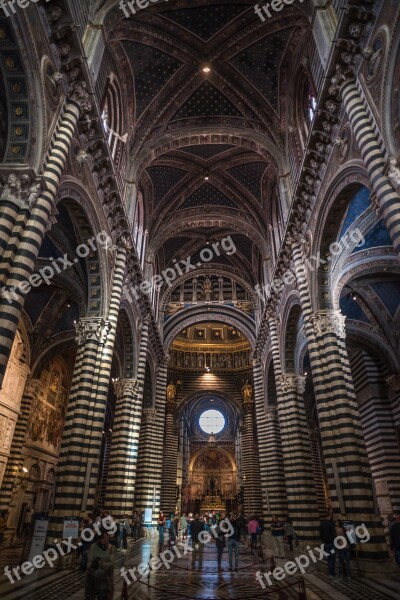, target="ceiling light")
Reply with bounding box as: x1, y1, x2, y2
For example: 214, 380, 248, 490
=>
202, 65, 211, 74
352, 293, 358, 301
